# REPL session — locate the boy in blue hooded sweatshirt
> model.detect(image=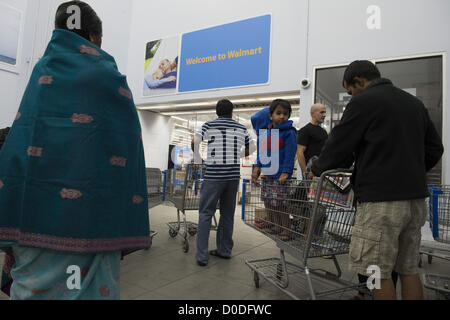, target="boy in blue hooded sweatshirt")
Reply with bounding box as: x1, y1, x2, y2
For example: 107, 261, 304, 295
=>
251, 100, 298, 241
